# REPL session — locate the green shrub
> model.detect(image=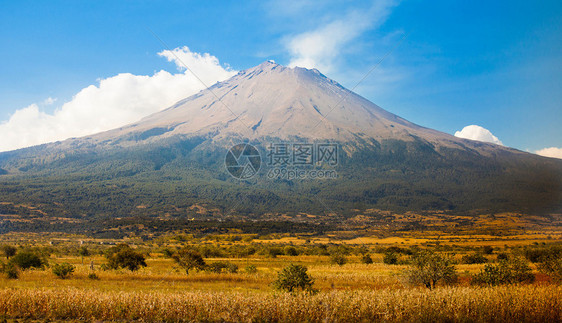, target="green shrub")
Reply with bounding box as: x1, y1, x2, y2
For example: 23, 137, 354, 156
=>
538, 252, 562, 283
482, 246, 494, 255
330, 253, 347, 266
207, 261, 238, 273
268, 247, 284, 258
284, 246, 298, 256
273, 264, 316, 293
404, 250, 457, 289
4, 262, 19, 279
461, 253, 487, 264
78, 246, 90, 264
171, 248, 206, 275
52, 263, 75, 279
497, 252, 509, 261
524, 245, 562, 263
472, 257, 534, 286
361, 254, 373, 264
245, 264, 258, 274
162, 248, 174, 258
88, 273, 100, 280
383, 252, 398, 265
105, 244, 147, 271
8, 251, 45, 270
1, 245, 17, 259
